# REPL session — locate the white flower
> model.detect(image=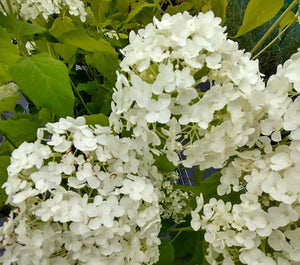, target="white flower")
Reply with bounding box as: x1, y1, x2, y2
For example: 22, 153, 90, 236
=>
145, 94, 171, 123
111, 11, 265, 171
283, 96, 300, 134
239, 248, 276, 265
14, 0, 87, 22
1, 117, 161, 265
31, 162, 62, 192
121, 178, 155, 203
47, 133, 71, 152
